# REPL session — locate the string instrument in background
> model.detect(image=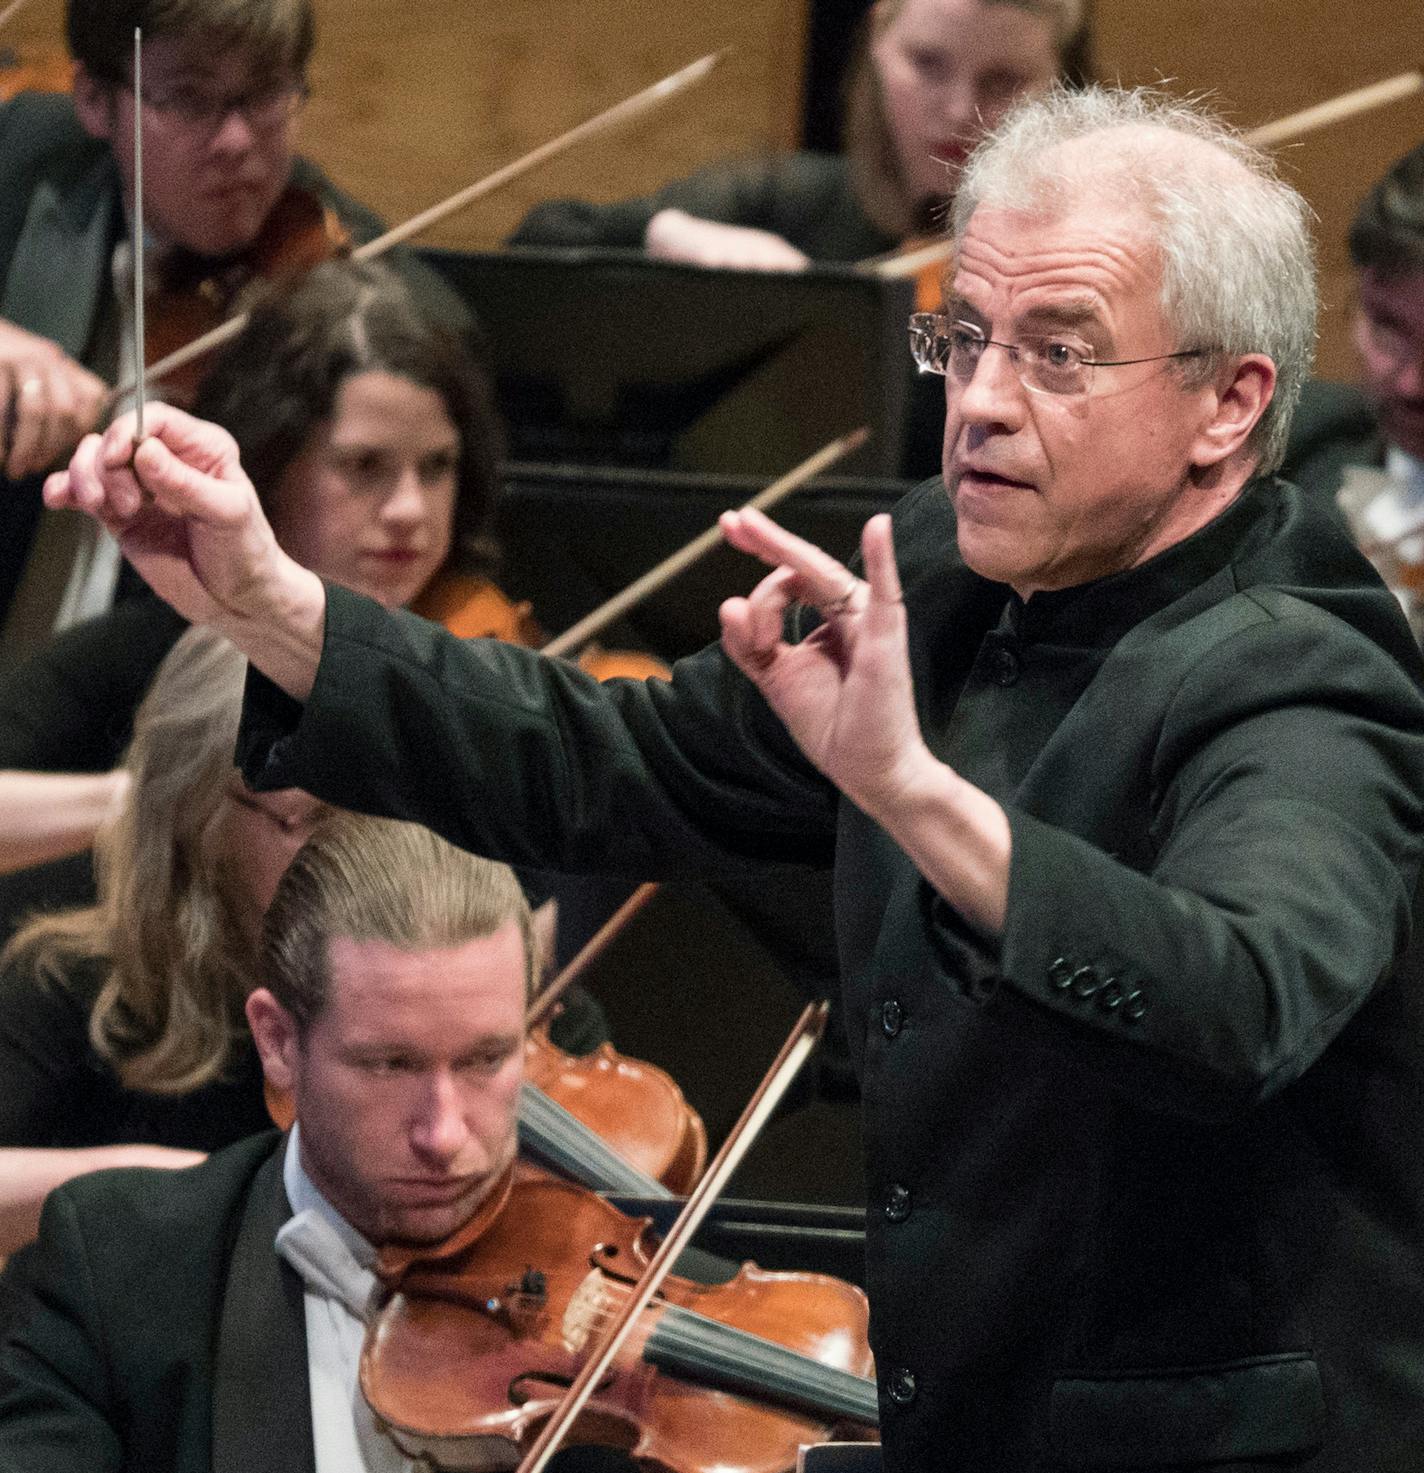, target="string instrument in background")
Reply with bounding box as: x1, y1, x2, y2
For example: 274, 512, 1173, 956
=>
411, 574, 671, 683
143, 184, 354, 407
